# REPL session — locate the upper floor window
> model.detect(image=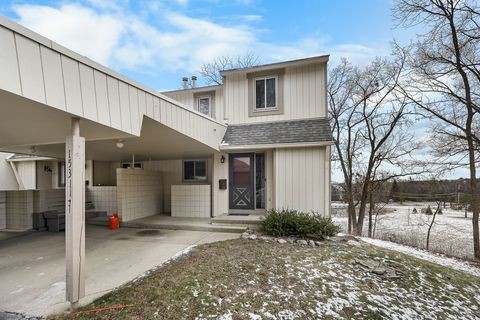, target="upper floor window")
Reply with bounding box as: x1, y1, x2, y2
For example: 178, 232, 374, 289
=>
255, 76, 277, 109
197, 95, 211, 116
